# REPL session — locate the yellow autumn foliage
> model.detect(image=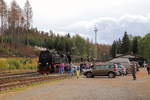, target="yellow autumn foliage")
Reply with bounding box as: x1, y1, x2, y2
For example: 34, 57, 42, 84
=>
0, 58, 38, 71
